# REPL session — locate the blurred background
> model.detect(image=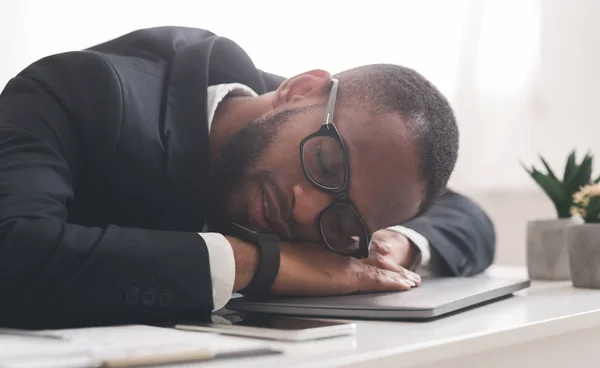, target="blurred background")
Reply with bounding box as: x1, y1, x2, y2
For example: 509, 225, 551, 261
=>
1, 0, 598, 266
